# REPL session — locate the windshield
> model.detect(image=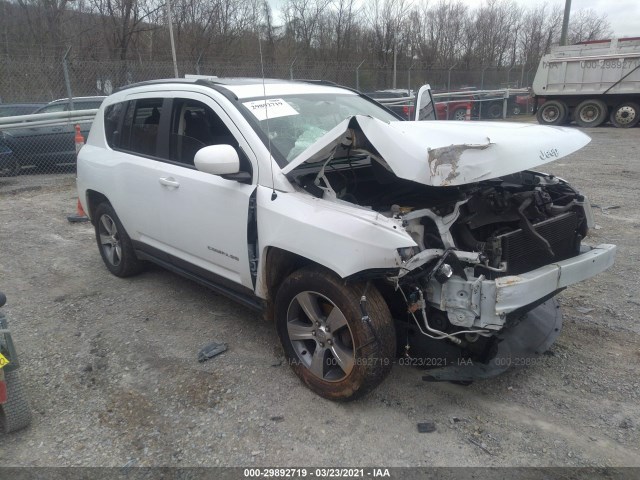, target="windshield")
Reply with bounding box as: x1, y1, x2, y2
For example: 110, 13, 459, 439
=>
239, 93, 398, 163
